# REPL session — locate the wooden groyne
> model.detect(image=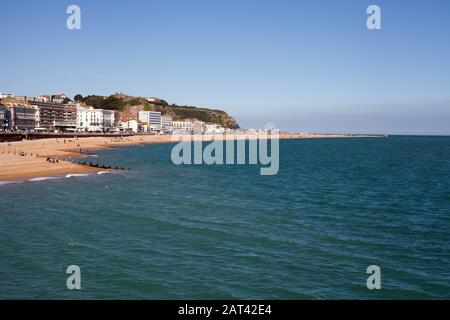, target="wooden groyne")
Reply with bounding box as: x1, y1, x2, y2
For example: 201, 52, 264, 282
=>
73, 160, 131, 171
